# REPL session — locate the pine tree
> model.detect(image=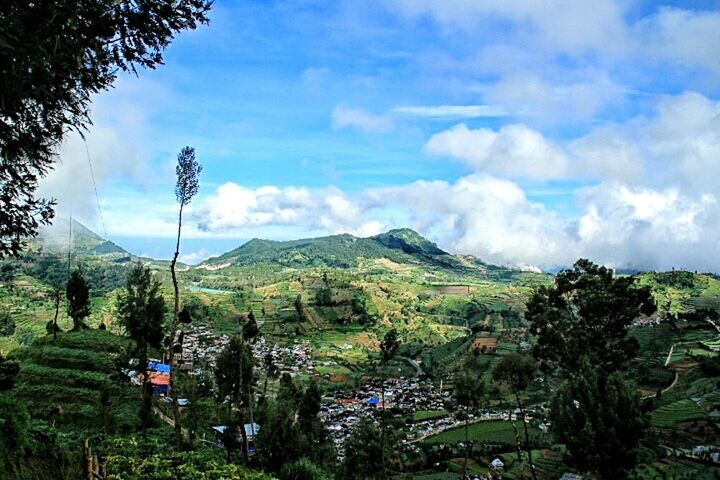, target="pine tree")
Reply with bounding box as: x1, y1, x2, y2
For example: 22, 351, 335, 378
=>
492, 353, 538, 480
116, 264, 166, 436
215, 335, 254, 463
66, 268, 90, 331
